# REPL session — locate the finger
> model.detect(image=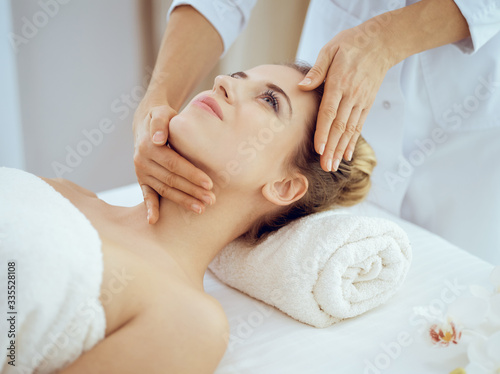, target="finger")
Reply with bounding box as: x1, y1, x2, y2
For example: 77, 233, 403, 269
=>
148, 158, 216, 206
314, 90, 343, 155
141, 184, 160, 224
298, 45, 338, 90
345, 109, 367, 161
321, 99, 352, 172
145, 175, 207, 215
335, 106, 361, 163
156, 147, 214, 190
